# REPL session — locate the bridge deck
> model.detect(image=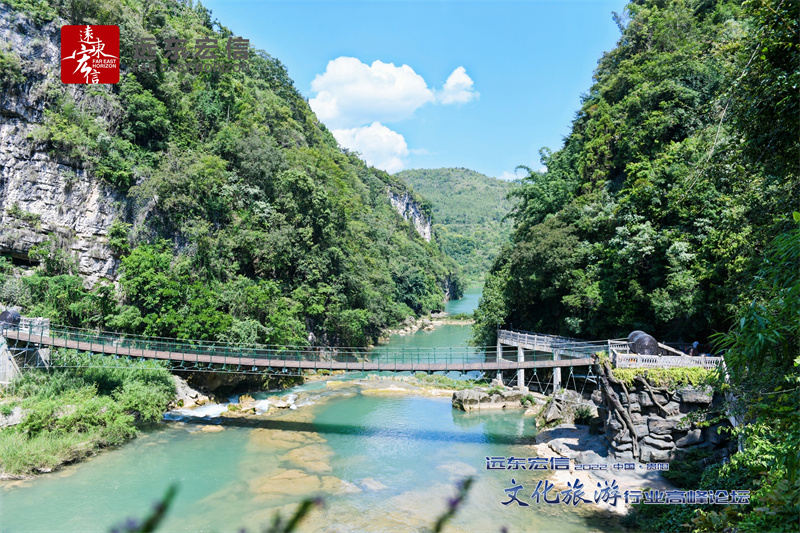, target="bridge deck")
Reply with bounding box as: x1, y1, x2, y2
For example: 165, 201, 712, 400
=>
3, 330, 595, 372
